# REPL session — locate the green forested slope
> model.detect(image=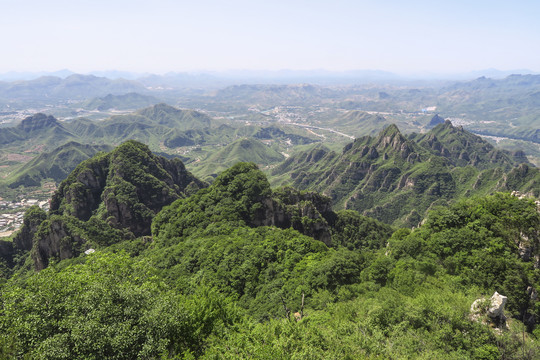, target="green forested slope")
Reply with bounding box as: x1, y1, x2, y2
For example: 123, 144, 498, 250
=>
4, 142, 112, 188
271, 122, 540, 226
0, 143, 539, 359
188, 138, 285, 179
81, 92, 162, 110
